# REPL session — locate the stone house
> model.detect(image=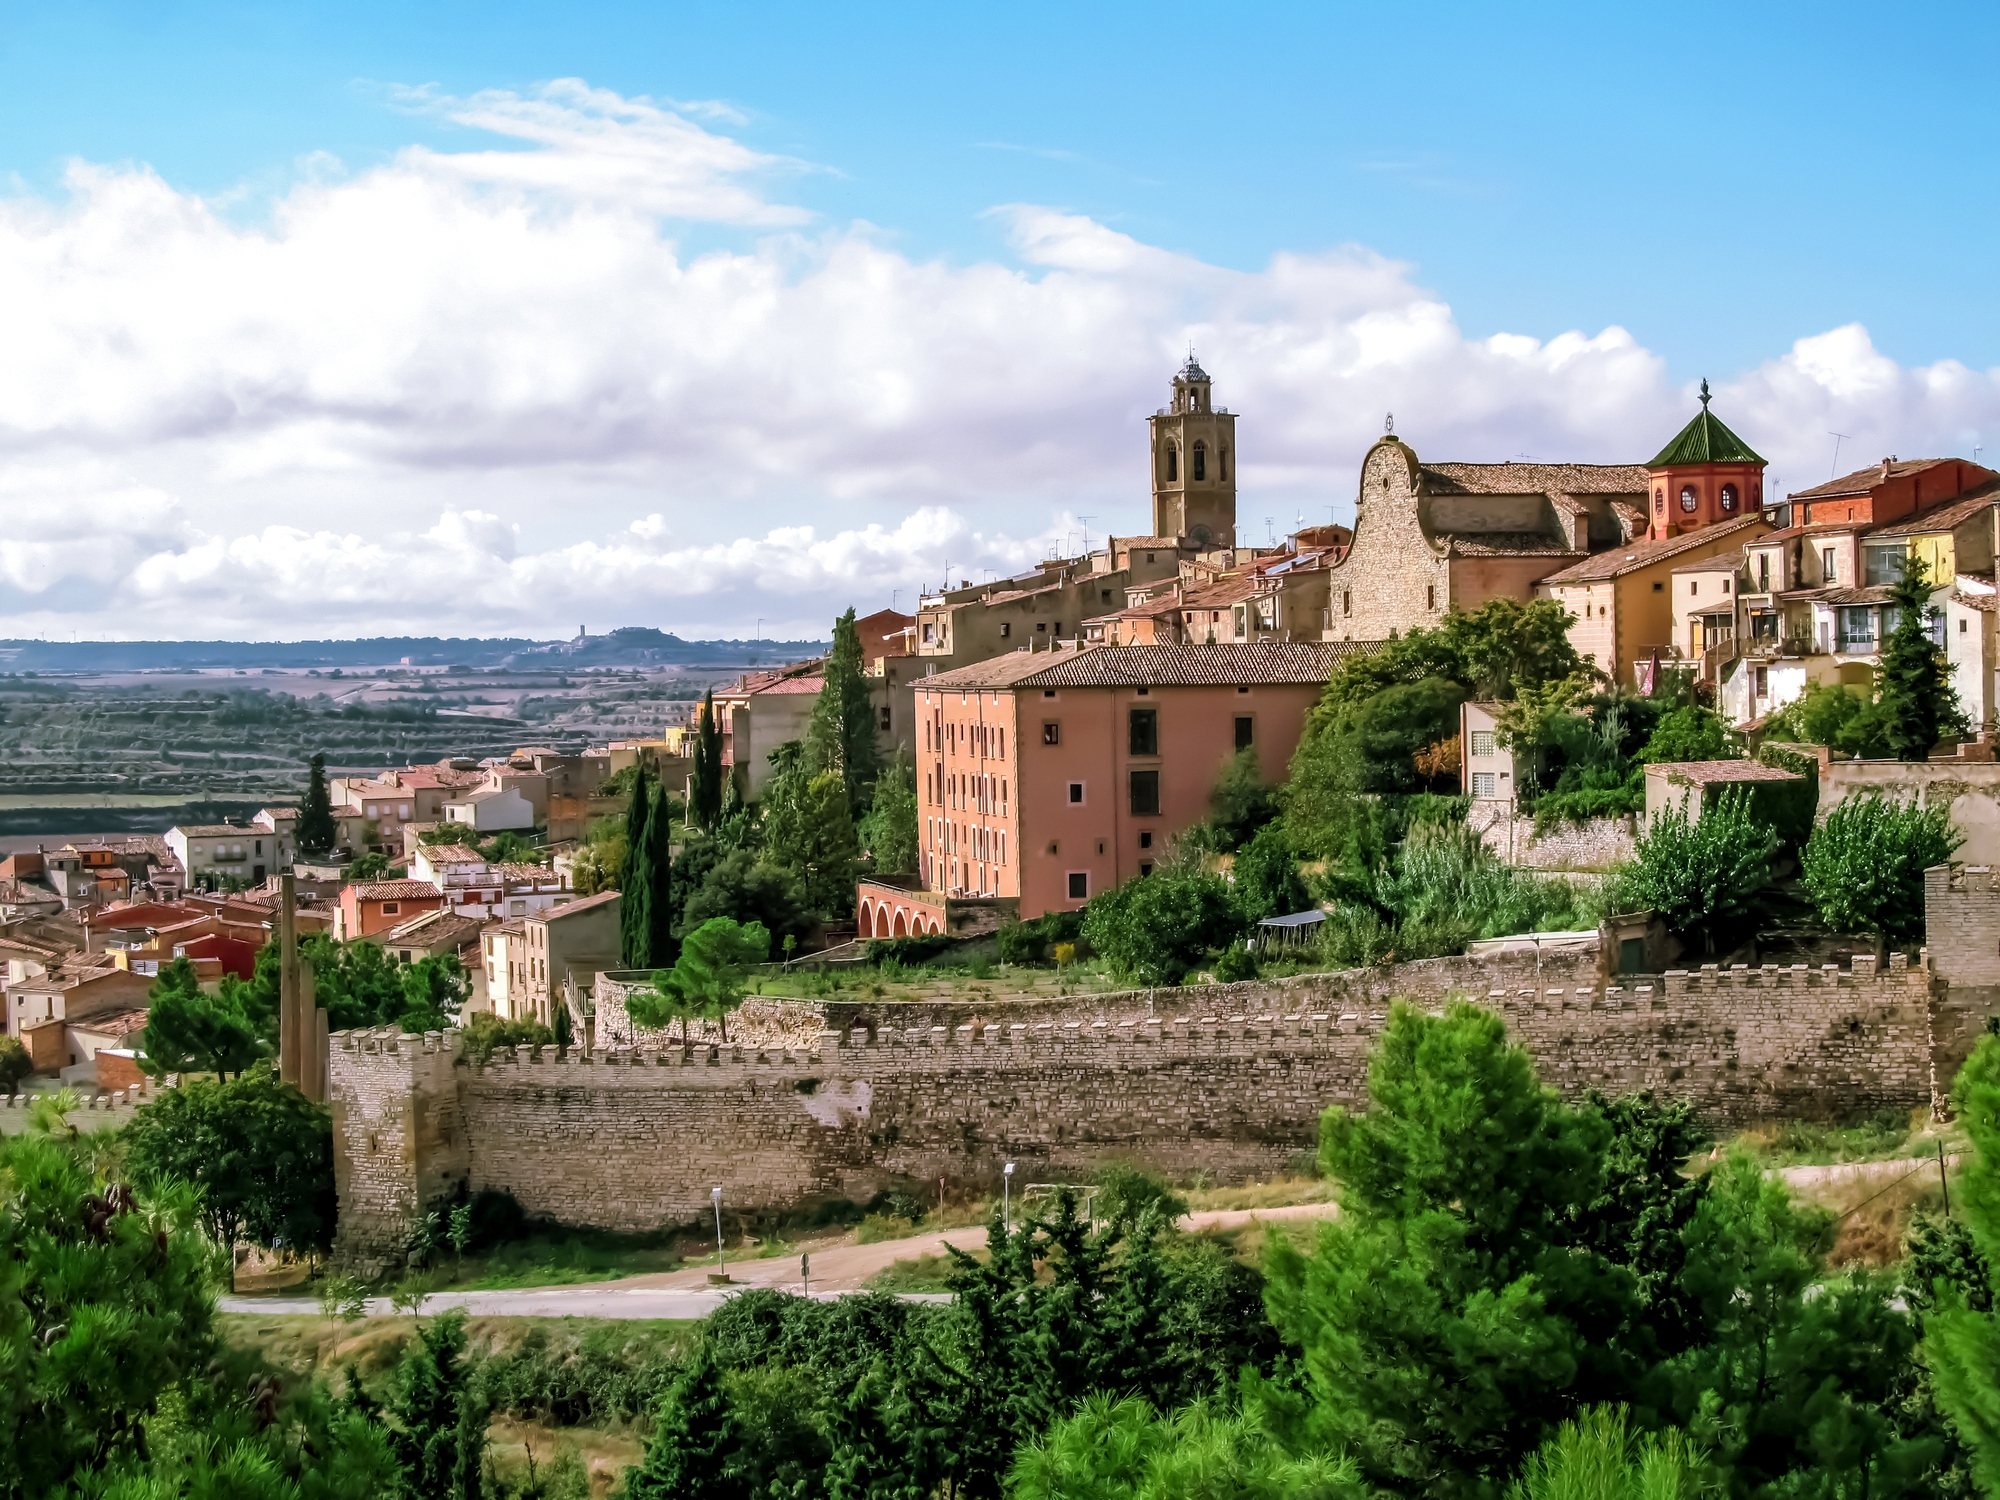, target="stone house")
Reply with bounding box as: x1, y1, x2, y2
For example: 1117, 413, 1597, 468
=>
1641, 759, 1806, 831
1460, 701, 1523, 805
442, 784, 536, 833
483, 919, 528, 1023
167, 821, 288, 887
1321, 433, 1652, 645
